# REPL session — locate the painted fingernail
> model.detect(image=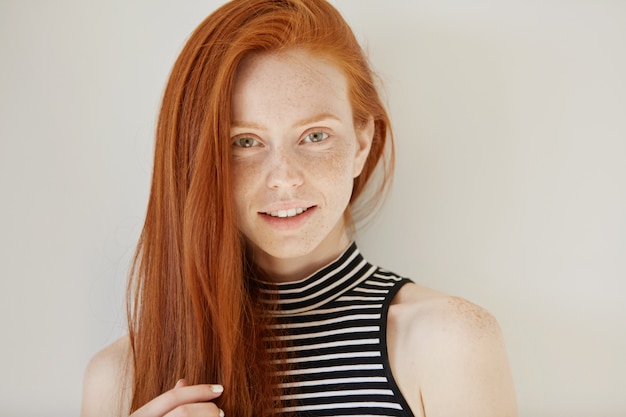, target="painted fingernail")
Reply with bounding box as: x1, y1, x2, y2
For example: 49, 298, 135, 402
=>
211, 384, 224, 393
219, 409, 225, 417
